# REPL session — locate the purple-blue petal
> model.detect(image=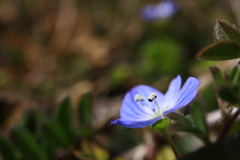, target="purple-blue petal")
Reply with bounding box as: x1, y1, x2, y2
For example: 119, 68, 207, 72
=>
111, 116, 162, 128
163, 75, 182, 106
163, 77, 200, 115
140, 0, 178, 21
120, 85, 164, 118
